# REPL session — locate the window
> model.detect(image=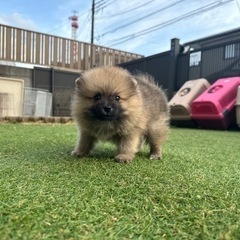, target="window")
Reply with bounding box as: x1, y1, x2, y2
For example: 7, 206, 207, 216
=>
189, 51, 201, 66
225, 43, 240, 59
